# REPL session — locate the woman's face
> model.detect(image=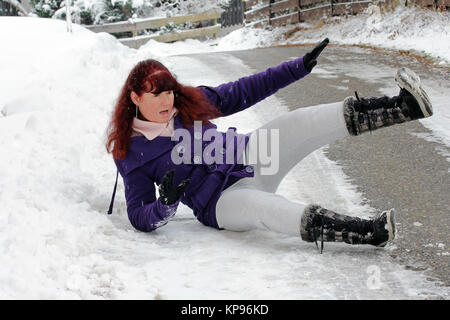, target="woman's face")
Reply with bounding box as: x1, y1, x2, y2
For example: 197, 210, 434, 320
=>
131, 90, 175, 123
